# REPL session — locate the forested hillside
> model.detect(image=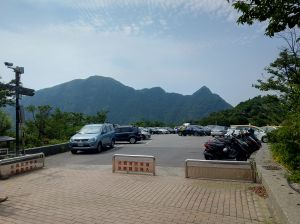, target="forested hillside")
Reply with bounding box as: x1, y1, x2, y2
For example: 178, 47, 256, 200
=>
198, 95, 286, 126
20, 76, 232, 124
